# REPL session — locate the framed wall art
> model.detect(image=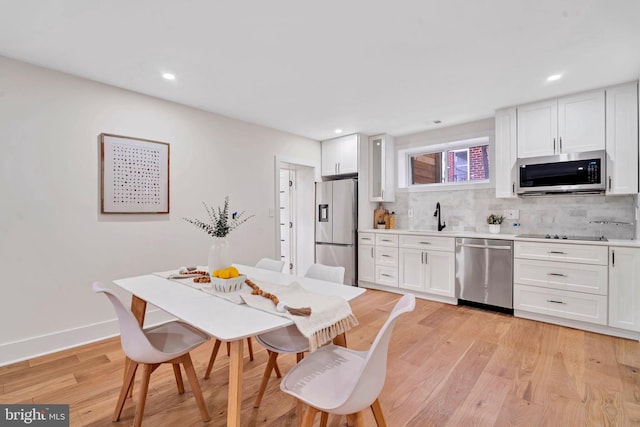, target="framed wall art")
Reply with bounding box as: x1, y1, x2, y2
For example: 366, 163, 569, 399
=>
100, 133, 170, 213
